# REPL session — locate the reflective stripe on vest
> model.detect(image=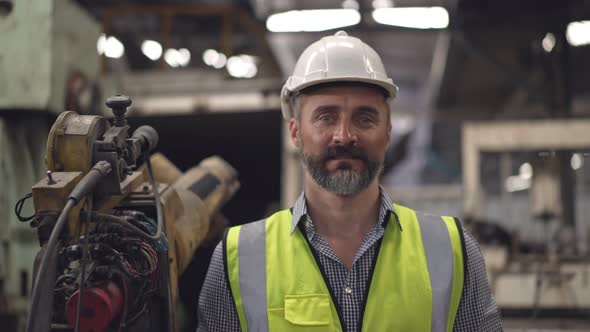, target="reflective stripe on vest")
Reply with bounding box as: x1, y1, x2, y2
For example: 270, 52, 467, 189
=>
225, 204, 464, 332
